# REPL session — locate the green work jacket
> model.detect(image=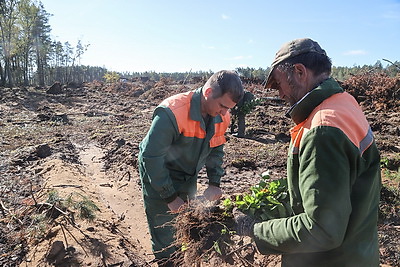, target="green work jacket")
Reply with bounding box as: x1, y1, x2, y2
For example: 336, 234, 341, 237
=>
253, 78, 381, 266
138, 87, 229, 202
